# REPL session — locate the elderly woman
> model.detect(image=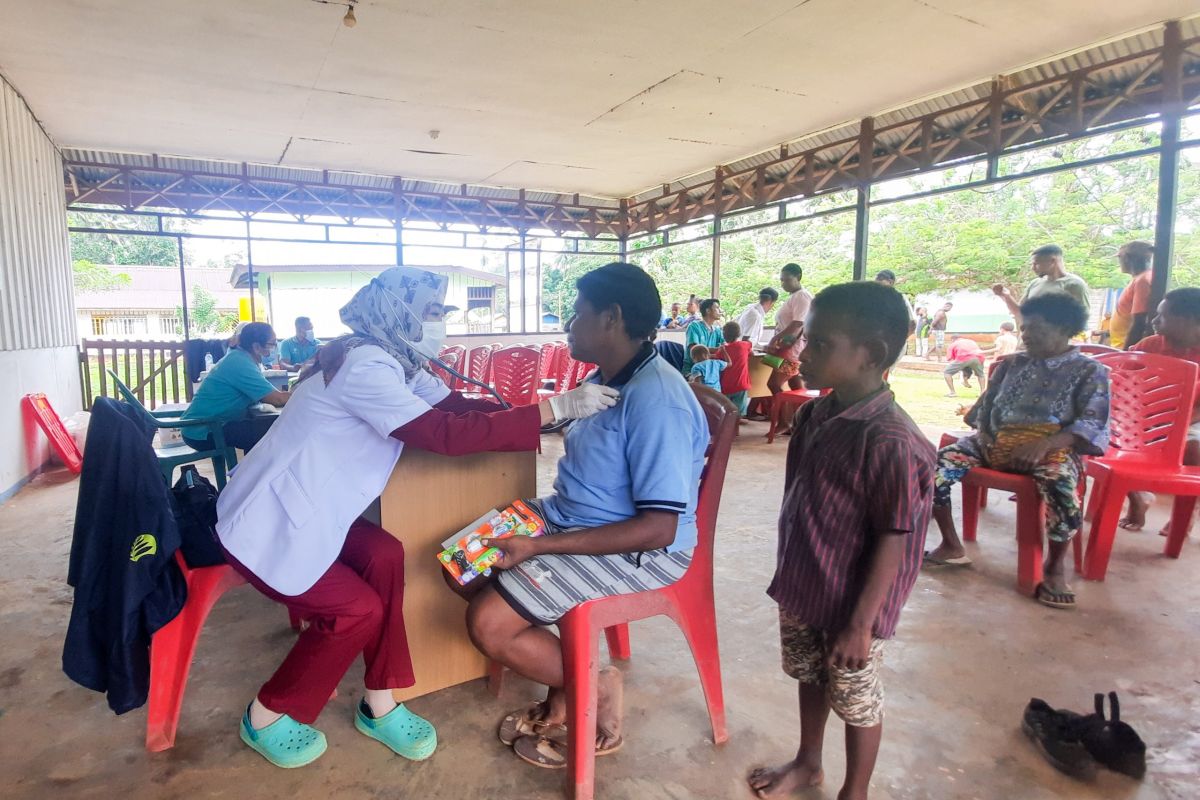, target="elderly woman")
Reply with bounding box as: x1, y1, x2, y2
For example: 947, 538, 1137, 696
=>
215, 267, 617, 769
